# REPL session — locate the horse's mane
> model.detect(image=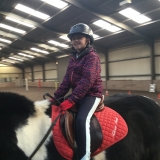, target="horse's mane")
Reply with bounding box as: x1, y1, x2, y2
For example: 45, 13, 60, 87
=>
0, 92, 35, 128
